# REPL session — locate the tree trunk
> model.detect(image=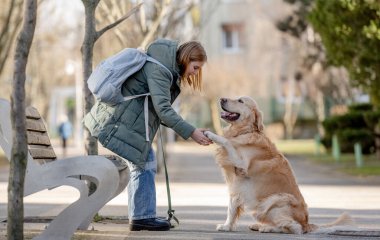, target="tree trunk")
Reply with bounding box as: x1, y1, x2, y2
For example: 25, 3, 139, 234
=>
81, 0, 100, 156
8, 0, 37, 239
283, 76, 299, 139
